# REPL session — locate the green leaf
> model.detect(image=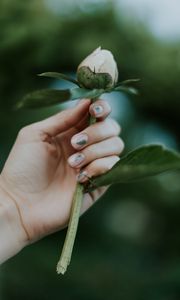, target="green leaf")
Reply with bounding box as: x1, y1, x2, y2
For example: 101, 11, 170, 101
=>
71, 87, 104, 100
116, 78, 140, 86
38, 72, 80, 86
86, 145, 180, 192
113, 78, 140, 95
114, 86, 138, 95
16, 87, 105, 109
16, 89, 71, 109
